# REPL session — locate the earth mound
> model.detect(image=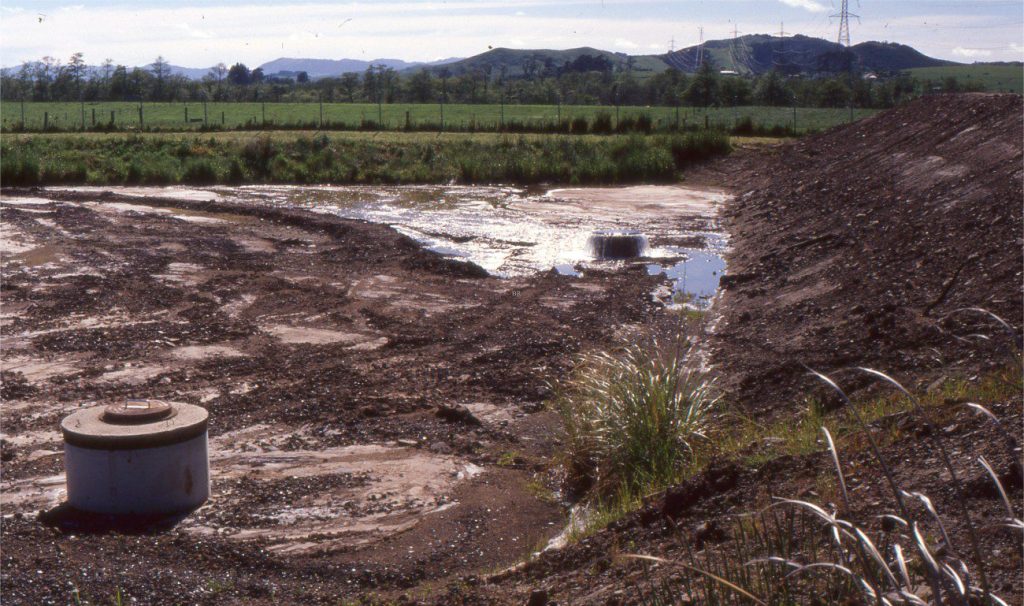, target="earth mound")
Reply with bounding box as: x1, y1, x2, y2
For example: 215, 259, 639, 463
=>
714, 93, 1022, 411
